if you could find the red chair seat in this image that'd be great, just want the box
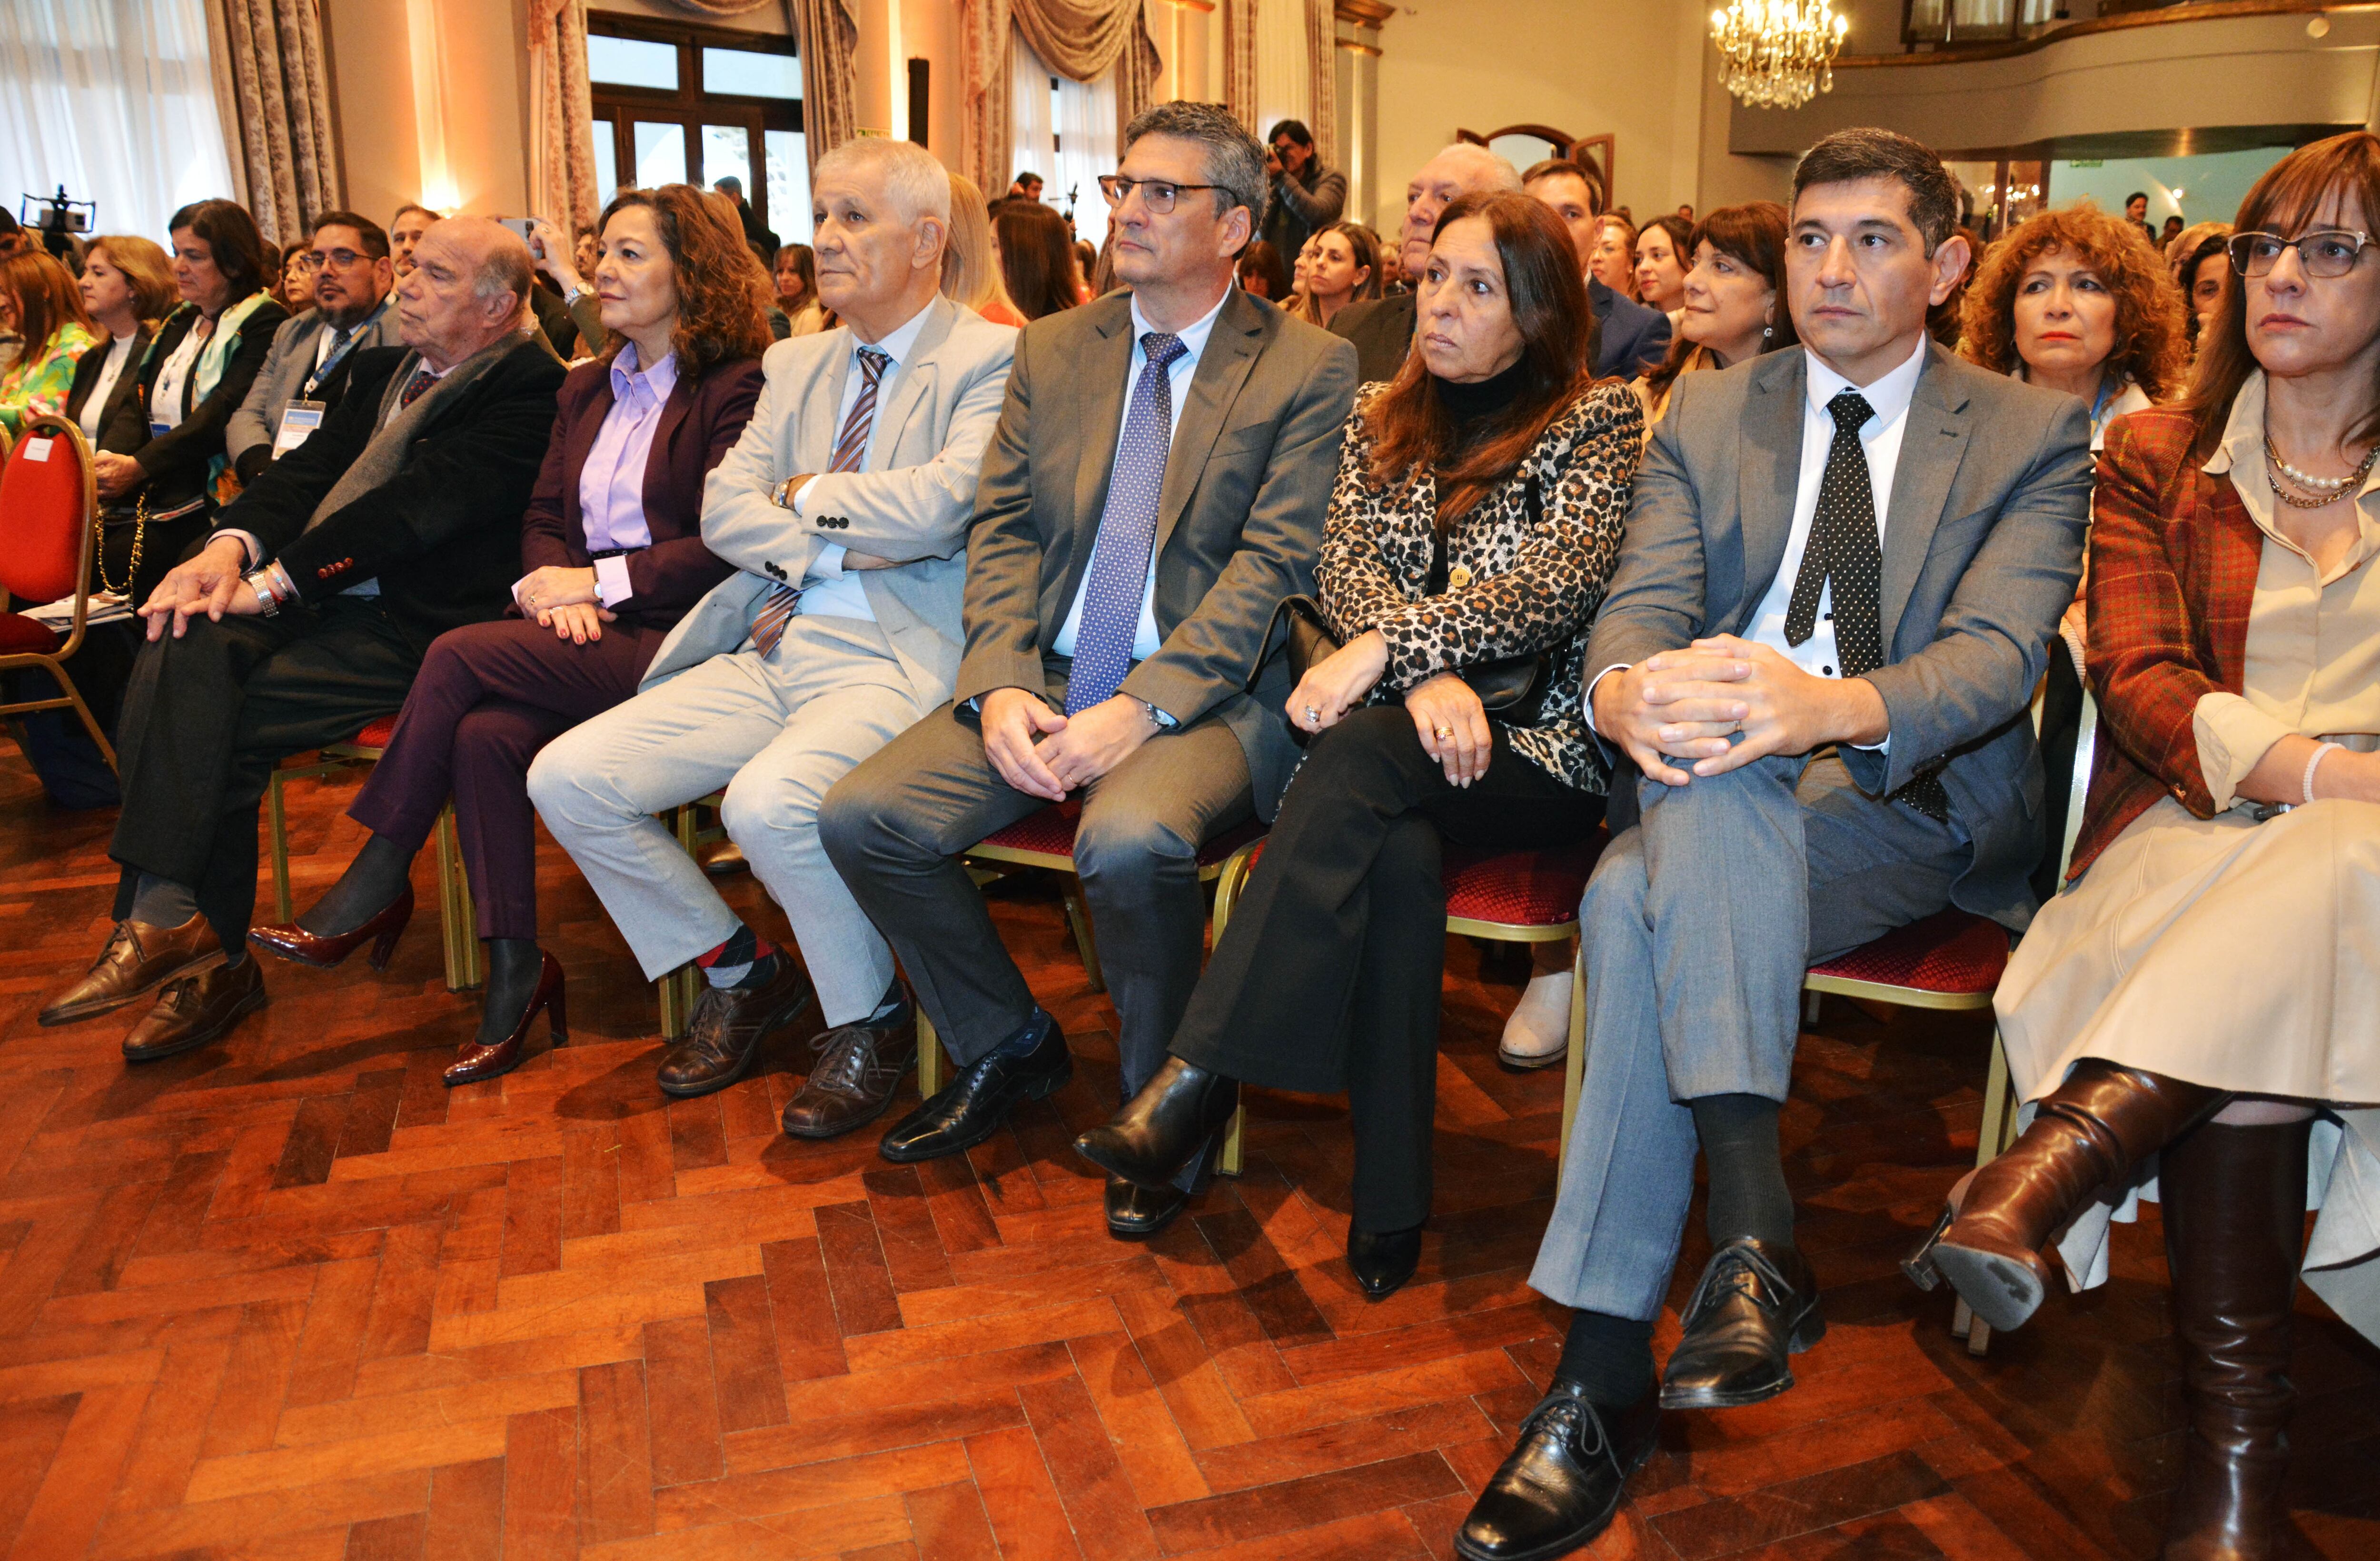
[1806,908,2008,996]
[1229,828,1608,930]
[341,716,401,750]
[972,800,1268,868]
[0,611,62,657]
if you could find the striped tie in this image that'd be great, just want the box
[752,345,890,656]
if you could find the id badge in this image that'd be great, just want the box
[273,401,326,457]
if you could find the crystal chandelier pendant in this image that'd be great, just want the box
[1711,0,1849,110]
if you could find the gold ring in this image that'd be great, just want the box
[1434,726,1454,739]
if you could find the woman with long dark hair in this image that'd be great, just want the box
[992,199,1081,320]
[1076,191,1642,1285]
[1637,202,1796,424]
[248,185,771,1083]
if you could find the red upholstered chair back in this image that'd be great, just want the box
[0,417,93,607]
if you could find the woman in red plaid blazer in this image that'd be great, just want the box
[1907,132,2380,1561]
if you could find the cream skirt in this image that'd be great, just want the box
[1994,796,2380,1344]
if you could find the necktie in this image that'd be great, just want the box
[398,366,437,409]
[1784,388,1947,820]
[1066,331,1187,714]
[752,345,889,656]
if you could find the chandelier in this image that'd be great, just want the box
[1711,1,1849,110]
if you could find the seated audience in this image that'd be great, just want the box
[1236,239,1290,302]
[35,218,564,1060]
[1522,160,1673,382]
[2180,227,2233,349]
[817,103,1358,1237]
[1075,191,1640,1286]
[275,241,316,313]
[527,139,1015,1117]
[92,200,288,554]
[574,227,600,281]
[1260,118,1347,260]
[993,199,1082,321]
[1293,221,1379,330]
[1376,235,1405,295]
[526,216,607,352]
[713,174,778,265]
[1073,239,1098,299]
[2160,212,2185,247]
[774,242,827,336]
[249,187,766,1084]
[0,249,96,436]
[67,237,174,451]
[390,204,437,278]
[944,172,1028,326]
[1454,129,2092,1561]
[1331,143,1520,382]
[1633,213,1693,324]
[1917,130,2380,1561]
[1637,201,1795,428]
[1591,212,1638,298]
[225,211,398,487]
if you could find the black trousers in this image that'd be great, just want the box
[1168,705,1606,1233]
[108,598,426,950]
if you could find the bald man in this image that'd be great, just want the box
[1327,142,1522,382]
[41,217,569,1063]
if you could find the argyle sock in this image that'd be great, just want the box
[695,925,781,990]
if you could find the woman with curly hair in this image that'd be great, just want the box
[249,185,770,1083]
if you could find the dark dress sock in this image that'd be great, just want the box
[474,938,546,1048]
[1690,1093,1795,1246]
[1554,1309,1656,1406]
[298,833,416,936]
[131,873,201,929]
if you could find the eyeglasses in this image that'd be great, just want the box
[307,248,372,270]
[1098,175,1229,215]
[2227,229,2372,279]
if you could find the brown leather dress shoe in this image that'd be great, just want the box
[654,956,814,1098]
[41,913,221,1027]
[782,988,918,1139]
[122,956,266,1061]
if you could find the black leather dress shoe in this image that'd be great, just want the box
[878,1013,1070,1163]
[1073,1055,1239,1189]
[1348,1224,1423,1300]
[1658,1237,1824,1411]
[1105,1176,1188,1240]
[1455,1381,1659,1561]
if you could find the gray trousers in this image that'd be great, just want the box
[818,681,1253,1097]
[1529,752,1972,1321]
[525,616,932,1025]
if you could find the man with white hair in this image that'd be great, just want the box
[528,139,1017,1121]
[1327,142,1521,381]
[42,217,565,1061]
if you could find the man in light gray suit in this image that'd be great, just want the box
[527,138,1014,1124]
[225,212,397,486]
[819,102,1359,1239]
[1454,130,2094,1561]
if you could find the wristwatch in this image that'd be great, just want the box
[1140,699,1176,730]
[773,475,802,511]
[243,560,294,616]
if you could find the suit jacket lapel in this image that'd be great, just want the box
[866,298,955,467]
[1735,349,1805,631]
[801,334,850,474]
[1070,299,1136,548]
[1154,289,1265,559]
[1879,344,1972,651]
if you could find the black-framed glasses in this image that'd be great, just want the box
[1098,175,1228,215]
[2227,229,2372,279]
[307,247,371,270]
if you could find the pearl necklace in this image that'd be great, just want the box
[2265,437,2379,511]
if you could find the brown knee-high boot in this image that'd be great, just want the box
[2158,1117,2311,1561]
[1908,1060,2229,1332]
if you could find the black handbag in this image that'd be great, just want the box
[1275,474,1555,727]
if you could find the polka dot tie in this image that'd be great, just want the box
[1065,332,1187,715]
[398,366,438,409]
[1785,388,1947,820]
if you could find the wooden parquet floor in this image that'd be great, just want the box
[0,745,2374,1561]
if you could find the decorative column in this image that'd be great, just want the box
[1334,0,1389,229]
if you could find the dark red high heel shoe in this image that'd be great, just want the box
[249,883,416,972]
[444,951,567,1086]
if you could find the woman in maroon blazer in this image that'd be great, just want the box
[249,185,773,1081]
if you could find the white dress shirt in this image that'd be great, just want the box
[75,333,135,442]
[796,300,936,622]
[1050,285,1233,662]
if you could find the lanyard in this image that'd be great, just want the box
[2088,376,2119,445]
[303,306,383,398]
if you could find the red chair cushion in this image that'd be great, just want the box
[1226,828,1609,931]
[1806,908,2008,996]
[347,716,400,749]
[0,611,62,657]
[0,426,88,605]
[972,800,1267,867]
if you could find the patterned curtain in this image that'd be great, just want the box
[527,0,600,234]
[645,0,774,13]
[793,0,860,179]
[1220,0,1258,135]
[205,0,339,245]
[1303,0,1337,169]
[960,1,1160,200]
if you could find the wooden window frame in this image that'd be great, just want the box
[587,14,803,237]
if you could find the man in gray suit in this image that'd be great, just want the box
[1455,129,2093,1561]
[225,212,397,486]
[819,101,1359,1239]
[527,138,1014,1123]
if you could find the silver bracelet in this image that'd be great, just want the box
[2304,740,2342,805]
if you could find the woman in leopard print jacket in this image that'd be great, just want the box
[1078,193,1642,1298]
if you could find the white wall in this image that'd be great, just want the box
[2046,147,2290,230]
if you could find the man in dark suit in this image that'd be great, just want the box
[1523,158,1672,380]
[37,218,566,1061]
[225,211,397,485]
[1326,142,1519,382]
[821,101,1359,1239]
[1453,129,2093,1561]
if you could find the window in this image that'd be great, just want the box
[586,16,807,242]
[1009,33,1113,249]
